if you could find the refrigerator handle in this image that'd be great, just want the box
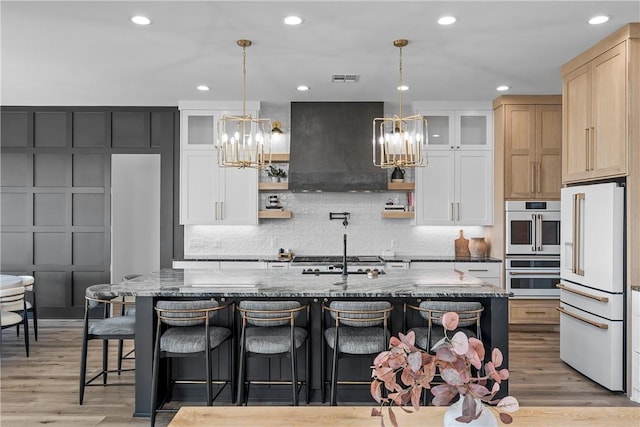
[556,306,608,329]
[572,193,585,276]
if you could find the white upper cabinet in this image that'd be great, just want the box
[179,102,259,225]
[416,150,493,226]
[414,103,494,226]
[417,106,492,151]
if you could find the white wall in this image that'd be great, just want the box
[184,191,486,257]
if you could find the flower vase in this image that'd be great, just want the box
[443,397,498,427]
[468,237,488,258]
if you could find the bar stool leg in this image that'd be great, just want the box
[290,340,298,406]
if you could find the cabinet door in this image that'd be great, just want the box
[591,42,627,178]
[456,111,492,150]
[422,111,455,150]
[563,64,591,183]
[219,166,258,225]
[536,105,562,199]
[416,151,455,225]
[504,105,536,199]
[180,150,220,224]
[181,110,218,148]
[456,151,493,225]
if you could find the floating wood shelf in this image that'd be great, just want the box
[259,210,293,219]
[259,182,289,191]
[387,182,415,191]
[381,211,414,219]
[260,153,290,162]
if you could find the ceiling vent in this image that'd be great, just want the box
[331,74,360,83]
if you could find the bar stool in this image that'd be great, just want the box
[1,285,29,357]
[405,301,484,352]
[150,299,234,427]
[79,284,136,404]
[321,301,392,405]
[236,301,309,406]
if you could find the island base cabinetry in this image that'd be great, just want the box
[133,294,508,416]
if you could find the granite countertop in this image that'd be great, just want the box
[632,286,640,292]
[384,256,502,263]
[177,256,503,263]
[101,268,510,299]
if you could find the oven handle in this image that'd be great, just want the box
[556,283,609,302]
[556,306,608,329]
[508,271,559,276]
[536,213,543,251]
[531,213,537,252]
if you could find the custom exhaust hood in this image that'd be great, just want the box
[288,102,387,192]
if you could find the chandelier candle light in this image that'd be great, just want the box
[217,39,273,169]
[373,39,428,169]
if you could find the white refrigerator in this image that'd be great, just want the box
[559,182,625,391]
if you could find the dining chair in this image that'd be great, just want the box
[1,285,29,357]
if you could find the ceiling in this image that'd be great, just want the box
[1,1,639,106]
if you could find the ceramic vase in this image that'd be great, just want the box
[468,237,488,258]
[443,397,498,427]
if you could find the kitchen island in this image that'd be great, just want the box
[102,268,510,417]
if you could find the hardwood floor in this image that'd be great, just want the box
[0,321,637,426]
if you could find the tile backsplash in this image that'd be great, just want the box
[184,191,486,258]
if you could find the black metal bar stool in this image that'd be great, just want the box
[236,300,309,406]
[150,299,234,427]
[321,301,393,406]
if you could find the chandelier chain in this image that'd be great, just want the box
[242,44,247,116]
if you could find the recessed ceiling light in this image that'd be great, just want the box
[438,16,457,25]
[397,85,409,91]
[284,16,304,26]
[297,85,310,91]
[131,15,151,26]
[496,85,511,91]
[197,85,210,91]
[588,15,610,25]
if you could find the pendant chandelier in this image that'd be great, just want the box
[372,39,428,168]
[217,39,272,169]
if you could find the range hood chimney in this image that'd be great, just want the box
[288,102,387,192]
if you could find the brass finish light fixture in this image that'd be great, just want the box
[217,39,272,169]
[372,39,428,168]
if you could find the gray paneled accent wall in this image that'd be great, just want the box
[0,107,180,317]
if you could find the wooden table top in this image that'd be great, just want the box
[168,405,640,427]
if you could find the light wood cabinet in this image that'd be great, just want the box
[562,40,628,183]
[493,96,562,200]
[509,299,559,324]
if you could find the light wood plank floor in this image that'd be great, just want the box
[0,321,637,426]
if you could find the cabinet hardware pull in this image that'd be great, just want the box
[524,311,546,315]
[556,306,608,329]
[450,203,454,221]
[536,162,542,194]
[590,126,595,171]
[456,203,460,221]
[215,202,219,220]
[556,283,608,302]
[584,128,590,172]
[220,201,224,220]
[530,163,535,193]
[468,269,488,272]
[509,271,559,276]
